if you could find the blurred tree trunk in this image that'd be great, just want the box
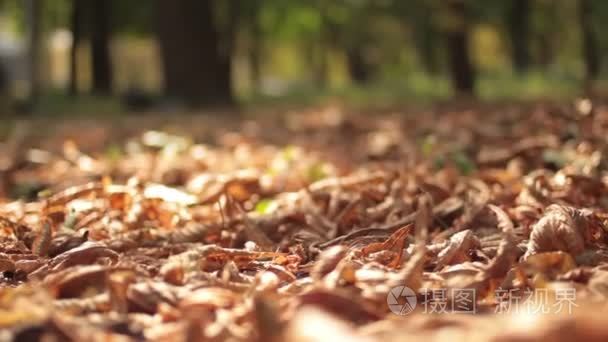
[247,4,263,90]
[413,4,440,75]
[0,45,8,114]
[90,0,113,95]
[313,2,329,88]
[508,0,530,73]
[417,28,440,75]
[249,25,262,90]
[445,0,475,96]
[346,47,371,84]
[535,1,556,70]
[580,0,599,82]
[69,0,83,96]
[343,1,374,84]
[314,41,328,88]
[537,35,554,69]
[26,0,42,105]
[217,0,238,103]
[156,0,233,106]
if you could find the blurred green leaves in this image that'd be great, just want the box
[255,198,277,214]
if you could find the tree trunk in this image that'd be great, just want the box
[90,0,113,95]
[248,5,263,90]
[249,28,262,90]
[26,0,42,104]
[0,40,8,114]
[69,0,82,96]
[313,2,330,89]
[313,41,328,88]
[508,0,530,73]
[413,4,440,75]
[156,0,233,106]
[217,0,238,103]
[346,47,371,84]
[535,1,556,70]
[417,29,439,75]
[446,0,475,96]
[537,34,554,68]
[580,0,600,81]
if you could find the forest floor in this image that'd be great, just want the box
[1,100,608,341]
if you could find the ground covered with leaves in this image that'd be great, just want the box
[2,102,608,341]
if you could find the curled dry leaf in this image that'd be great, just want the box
[48,230,89,257]
[487,204,515,232]
[524,204,591,258]
[310,245,349,281]
[483,230,521,279]
[360,225,411,268]
[383,195,432,292]
[49,241,119,272]
[435,230,480,269]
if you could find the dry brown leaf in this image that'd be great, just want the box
[435,229,480,269]
[524,204,588,258]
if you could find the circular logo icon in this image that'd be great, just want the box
[387,286,417,315]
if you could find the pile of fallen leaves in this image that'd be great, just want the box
[2,101,608,341]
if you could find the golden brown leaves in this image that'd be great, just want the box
[9,108,608,341]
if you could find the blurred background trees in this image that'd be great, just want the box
[0,0,607,112]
